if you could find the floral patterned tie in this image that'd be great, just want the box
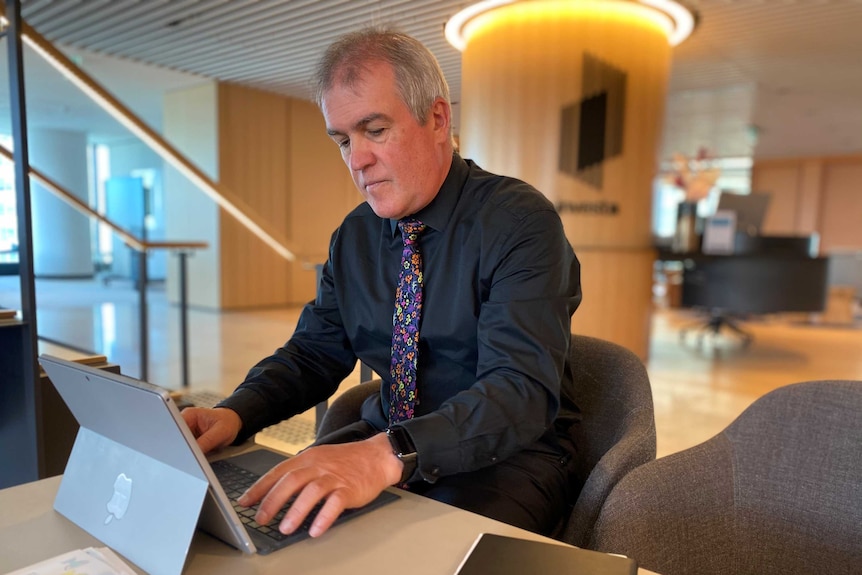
[389,218,427,424]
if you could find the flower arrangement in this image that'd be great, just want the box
[667,147,721,203]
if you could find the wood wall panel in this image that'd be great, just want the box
[166,82,364,309]
[217,83,291,309]
[752,155,862,253]
[821,162,862,250]
[288,99,362,304]
[797,160,824,233]
[751,161,801,234]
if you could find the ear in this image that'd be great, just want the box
[429,97,451,142]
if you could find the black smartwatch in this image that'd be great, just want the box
[386,426,418,483]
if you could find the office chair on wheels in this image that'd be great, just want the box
[678,309,753,348]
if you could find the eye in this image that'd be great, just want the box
[337,138,350,150]
[368,128,385,138]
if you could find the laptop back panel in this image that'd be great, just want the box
[42,355,255,575]
[56,426,207,575]
[42,354,400,566]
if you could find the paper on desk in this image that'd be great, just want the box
[5,546,135,575]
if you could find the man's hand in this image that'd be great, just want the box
[238,433,403,538]
[181,406,243,454]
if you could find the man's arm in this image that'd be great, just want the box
[218,255,358,443]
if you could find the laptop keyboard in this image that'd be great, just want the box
[211,458,319,547]
[210,457,399,553]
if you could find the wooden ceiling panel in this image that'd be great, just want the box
[11,0,862,159]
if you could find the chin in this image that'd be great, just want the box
[366,199,406,220]
[370,206,405,220]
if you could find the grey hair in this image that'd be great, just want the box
[313,26,450,126]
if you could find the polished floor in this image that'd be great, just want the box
[2,276,861,458]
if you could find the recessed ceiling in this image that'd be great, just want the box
[3,0,862,160]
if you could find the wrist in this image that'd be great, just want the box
[368,433,404,485]
[213,406,243,442]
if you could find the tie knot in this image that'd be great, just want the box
[398,218,427,243]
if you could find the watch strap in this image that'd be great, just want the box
[386,426,418,483]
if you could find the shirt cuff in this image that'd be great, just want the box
[215,387,272,445]
[398,412,463,483]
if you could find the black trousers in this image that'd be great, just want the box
[314,421,579,536]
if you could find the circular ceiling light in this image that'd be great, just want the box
[444,0,697,51]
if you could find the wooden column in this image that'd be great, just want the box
[458,1,674,358]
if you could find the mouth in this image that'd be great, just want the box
[363,179,386,193]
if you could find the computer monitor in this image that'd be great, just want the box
[716,191,771,236]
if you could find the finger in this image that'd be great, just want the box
[181,408,225,453]
[243,461,315,524]
[277,478,336,535]
[183,410,217,453]
[180,408,203,436]
[237,459,295,508]
[196,426,227,454]
[308,490,347,538]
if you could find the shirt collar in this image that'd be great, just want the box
[389,152,469,237]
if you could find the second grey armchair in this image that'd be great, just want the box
[591,380,862,575]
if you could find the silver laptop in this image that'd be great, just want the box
[41,354,399,575]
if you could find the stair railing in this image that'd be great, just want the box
[0,143,206,385]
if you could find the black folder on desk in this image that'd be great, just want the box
[455,533,637,575]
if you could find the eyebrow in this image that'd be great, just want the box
[326,112,390,137]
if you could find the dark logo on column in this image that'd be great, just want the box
[559,53,627,190]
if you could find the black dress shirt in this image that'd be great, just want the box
[220,154,582,483]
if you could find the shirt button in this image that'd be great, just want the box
[490,455,498,463]
[430,466,441,476]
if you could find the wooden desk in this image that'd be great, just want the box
[0,475,656,574]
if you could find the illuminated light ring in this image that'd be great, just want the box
[444,0,697,50]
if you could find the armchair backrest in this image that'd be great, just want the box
[592,380,862,575]
[559,334,657,548]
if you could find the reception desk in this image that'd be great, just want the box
[680,254,828,315]
[657,240,829,344]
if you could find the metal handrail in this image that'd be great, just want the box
[0,5,297,264]
[0,9,323,385]
[0,143,207,385]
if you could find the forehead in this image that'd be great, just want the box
[331,57,395,89]
[321,63,406,127]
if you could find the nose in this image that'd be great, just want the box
[348,138,374,172]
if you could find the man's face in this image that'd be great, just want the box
[322,61,451,220]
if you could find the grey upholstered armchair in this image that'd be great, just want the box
[591,380,862,575]
[316,378,379,439]
[556,334,657,548]
[317,335,658,549]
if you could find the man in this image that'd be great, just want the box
[182,27,581,540]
